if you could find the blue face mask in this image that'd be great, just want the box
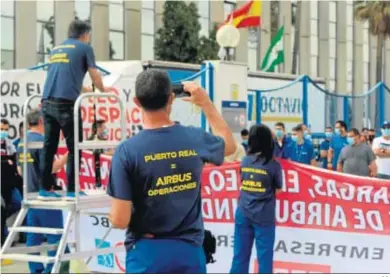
[325,132,333,139]
[382,128,390,136]
[242,139,248,145]
[305,134,312,141]
[0,130,8,140]
[335,128,341,135]
[347,137,355,145]
[291,135,298,142]
[275,130,284,138]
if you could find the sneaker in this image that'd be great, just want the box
[65,191,87,201]
[37,190,62,201]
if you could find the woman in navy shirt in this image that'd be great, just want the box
[230,124,283,274]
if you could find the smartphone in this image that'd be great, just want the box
[172,84,190,98]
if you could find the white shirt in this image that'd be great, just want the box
[372,136,390,175]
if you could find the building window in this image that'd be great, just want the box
[36,0,55,64]
[75,0,91,20]
[1,0,14,69]
[198,0,210,38]
[109,1,124,60]
[141,0,155,61]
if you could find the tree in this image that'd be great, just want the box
[155,1,218,64]
[197,24,219,63]
[355,1,390,127]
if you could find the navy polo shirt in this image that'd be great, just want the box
[273,136,291,158]
[330,135,348,169]
[286,140,315,165]
[238,156,283,226]
[320,139,331,169]
[42,38,97,101]
[107,124,225,251]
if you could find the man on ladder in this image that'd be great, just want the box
[39,19,109,200]
[16,110,69,273]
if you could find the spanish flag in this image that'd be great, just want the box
[220,0,261,29]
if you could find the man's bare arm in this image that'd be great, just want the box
[88,68,105,92]
[373,148,390,157]
[109,198,132,229]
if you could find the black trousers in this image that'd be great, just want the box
[40,100,82,192]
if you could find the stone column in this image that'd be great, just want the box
[155,0,164,32]
[210,0,224,26]
[385,40,390,120]
[235,1,248,64]
[352,21,364,129]
[317,1,329,81]
[54,1,75,45]
[124,0,141,60]
[278,1,292,73]
[368,34,377,127]
[335,1,347,95]
[258,1,270,65]
[91,0,109,60]
[15,0,37,68]
[298,1,310,74]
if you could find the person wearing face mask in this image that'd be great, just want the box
[241,129,249,153]
[300,123,312,142]
[327,120,348,170]
[367,129,376,145]
[285,125,316,166]
[273,122,291,158]
[372,121,390,179]
[320,126,333,169]
[337,128,377,177]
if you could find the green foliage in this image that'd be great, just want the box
[155,0,219,64]
[354,1,390,37]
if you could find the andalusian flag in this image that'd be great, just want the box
[219,0,261,29]
[261,26,285,72]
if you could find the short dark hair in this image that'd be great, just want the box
[325,126,333,130]
[68,20,91,39]
[335,120,347,130]
[27,109,41,127]
[241,129,249,136]
[292,125,303,132]
[1,119,9,125]
[275,122,285,130]
[369,128,375,132]
[349,128,360,136]
[247,124,274,165]
[135,69,172,111]
[361,127,368,132]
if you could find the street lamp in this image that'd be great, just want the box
[216,23,240,61]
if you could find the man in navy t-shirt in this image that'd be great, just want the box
[327,120,348,170]
[39,19,109,201]
[273,122,291,158]
[107,70,236,273]
[285,125,316,166]
[16,110,68,273]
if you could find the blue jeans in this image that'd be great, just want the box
[126,239,206,273]
[26,208,68,273]
[230,208,275,274]
[3,188,22,237]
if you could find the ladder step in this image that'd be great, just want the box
[10,227,64,235]
[1,253,55,264]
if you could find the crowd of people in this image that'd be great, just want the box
[2,18,390,274]
[238,120,390,180]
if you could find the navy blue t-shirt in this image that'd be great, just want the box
[16,132,44,193]
[238,156,283,226]
[107,124,225,250]
[285,140,315,165]
[42,38,96,101]
[320,139,331,169]
[330,134,348,170]
[273,136,291,158]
